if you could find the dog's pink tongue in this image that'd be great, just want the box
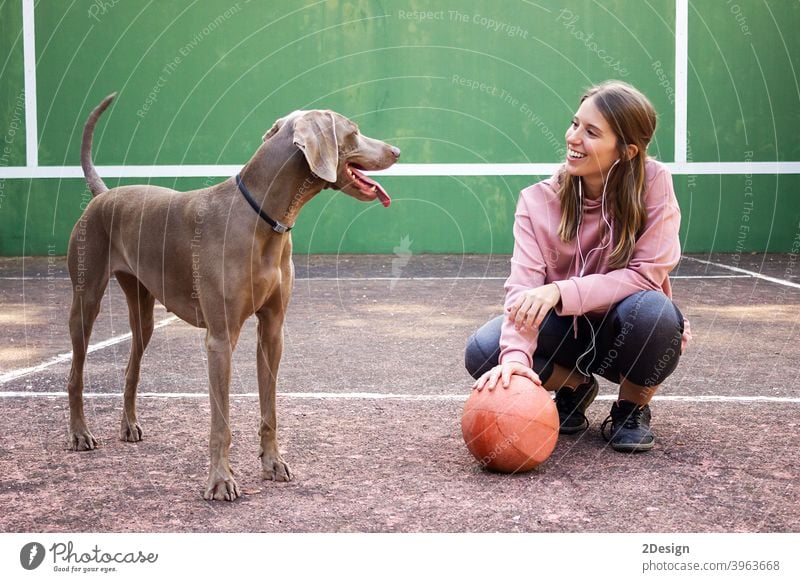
[376,183,391,208]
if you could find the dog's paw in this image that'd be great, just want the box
[203,472,241,502]
[262,456,292,482]
[119,419,143,442]
[69,429,98,451]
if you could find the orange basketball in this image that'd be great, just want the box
[461,375,559,473]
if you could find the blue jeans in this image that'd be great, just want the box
[465,290,684,387]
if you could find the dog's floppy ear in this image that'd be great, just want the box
[292,111,339,183]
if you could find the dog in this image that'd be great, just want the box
[67,93,400,500]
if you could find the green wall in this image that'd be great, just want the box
[1,0,798,255]
[0,0,26,168]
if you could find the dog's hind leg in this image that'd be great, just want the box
[115,272,155,443]
[66,228,110,451]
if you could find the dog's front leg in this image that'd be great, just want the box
[203,330,242,501]
[256,309,292,482]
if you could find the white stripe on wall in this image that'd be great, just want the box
[6,0,797,181]
[0,162,799,180]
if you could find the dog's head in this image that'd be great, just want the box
[264,110,400,207]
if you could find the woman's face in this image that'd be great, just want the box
[564,96,620,184]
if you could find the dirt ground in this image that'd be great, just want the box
[0,253,797,532]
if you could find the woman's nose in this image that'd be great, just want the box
[566,129,580,144]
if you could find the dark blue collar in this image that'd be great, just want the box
[235,174,292,234]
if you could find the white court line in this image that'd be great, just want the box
[671,275,751,279]
[0,316,180,385]
[0,391,798,403]
[1,276,509,281]
[279,275,753,281]
[0,275,754,281]
[682,256,800,290]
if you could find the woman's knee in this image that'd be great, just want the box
[613,291,683,386]
[616,291,683,342]
[464,315,503,379]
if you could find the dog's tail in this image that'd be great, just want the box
[81,92,116,197]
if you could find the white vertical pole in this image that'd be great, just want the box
[22,0,38,167]
[674,0,689,164]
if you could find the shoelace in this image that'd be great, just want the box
[600,405,644,442]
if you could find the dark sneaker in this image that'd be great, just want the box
[555,376,599,435]
[601,400,655,452]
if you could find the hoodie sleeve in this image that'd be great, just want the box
[498,190,548,367]
[553,164,681,316]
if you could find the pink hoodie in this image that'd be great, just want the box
[499,159,691,367]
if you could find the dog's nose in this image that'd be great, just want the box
[390,146,401,159]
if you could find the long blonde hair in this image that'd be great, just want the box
[557,81,657,269]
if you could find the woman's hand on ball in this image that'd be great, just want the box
[472,362,541,391]
[507,283,561,331]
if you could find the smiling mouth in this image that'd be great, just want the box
[345,163,391,207]
[567,148,587,160]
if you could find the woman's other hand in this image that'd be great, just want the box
[507,283,561,331]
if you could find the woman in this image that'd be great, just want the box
[465,81,690,452]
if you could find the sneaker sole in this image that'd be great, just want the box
[610,440,655,453]
[559,422,589,435]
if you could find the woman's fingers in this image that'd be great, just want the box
[524,367,543,386]
[517,298,545,330]
[501,364,516,388]
[472,366,500,391]
[524,301,542,329]
[506,363,537,386]
[507,294,526,321]
[508,284,561,332]
[507,302,519,321]
[532,301,549,328]
[488,367,503,390]
[473,364,542,392]
[512,297,532,329]
[472,371,489,390]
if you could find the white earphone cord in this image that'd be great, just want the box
[575,158,619,377]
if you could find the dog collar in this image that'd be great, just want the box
[235,174,293,234]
